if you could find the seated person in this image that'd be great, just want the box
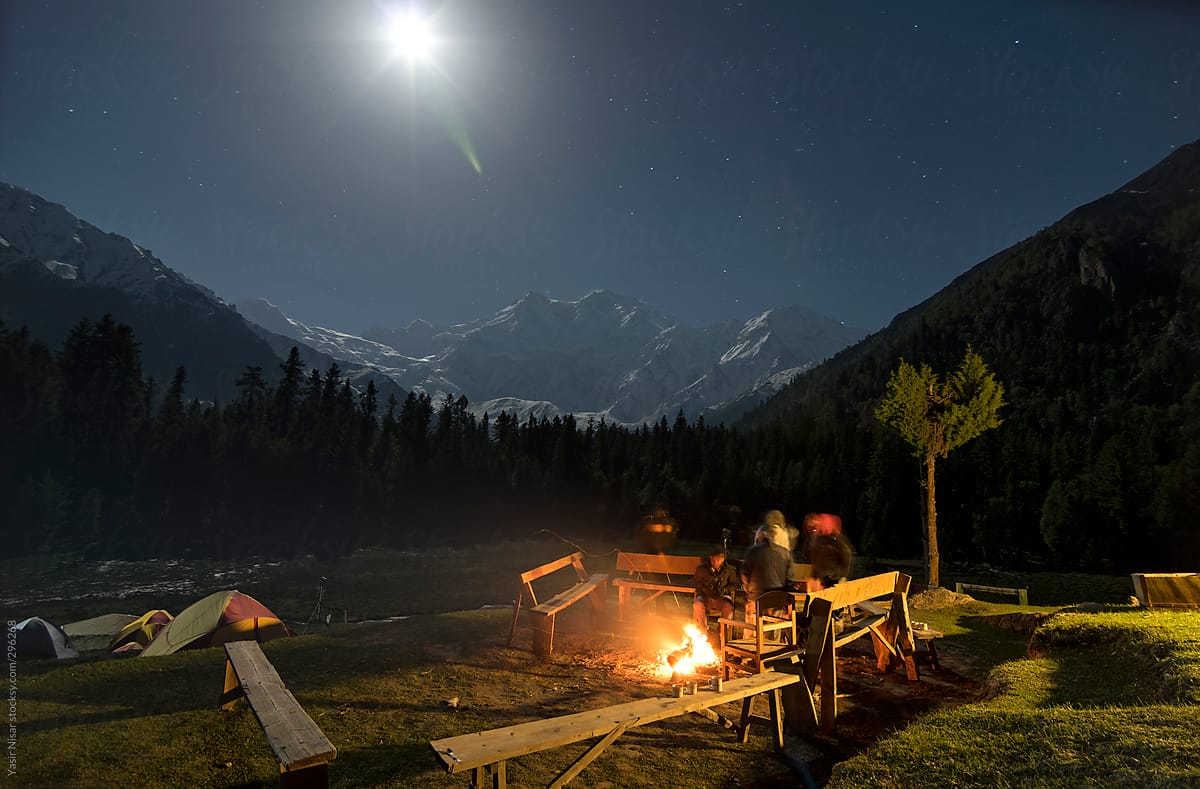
[741,523,796,622]
[693,546,739,631]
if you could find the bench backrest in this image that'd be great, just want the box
[615,552,700,577]
[518,552,589,606]
[803,571,902,610]
[615,553,814,577]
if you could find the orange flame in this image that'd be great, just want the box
[656,623,720,678]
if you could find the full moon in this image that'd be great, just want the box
[388,12,436,62]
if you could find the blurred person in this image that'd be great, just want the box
[800,512,854,590]
[762,508,800,553]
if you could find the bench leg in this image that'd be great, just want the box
[587,580,607,622]
[280,762,329,789]
[506,589,524,648]
[920,638,941,672]
[769,689,785,749]
[819,635,837,736]
[549,721,629,789]
[220,658,244,710]
[737,696,753,744]
[532,614,555,657]
[782,672,818,734]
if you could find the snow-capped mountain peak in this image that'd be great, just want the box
[259,291,865,425]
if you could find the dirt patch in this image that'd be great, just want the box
[910,588,976,609]
[967,612,1052,636]
[510,614,982,786]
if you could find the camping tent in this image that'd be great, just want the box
[140,591,289,657]
[14,617,79,660]
[64,613,138,652]
[108,610,173,653]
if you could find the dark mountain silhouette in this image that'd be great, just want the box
[741,140,1200,570]
[0,182,402,402]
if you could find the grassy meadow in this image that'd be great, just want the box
[3,539,1196,788]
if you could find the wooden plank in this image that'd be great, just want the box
[614,552,700,576]
[610,579,694,594]
[1133,573,1200,608]
[530,574,608,616]
[819,628,837,735]
[833,614,887,648]
[781,670,818,734]
[430,672,800,774]
[802,572,900,613]
[1131,574,1149,606]
[222,642,336,772]
[956,582,1029,605]
[520,553,584,585]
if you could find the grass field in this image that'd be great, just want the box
[829,608,1200,788]
[4,539,1195,788]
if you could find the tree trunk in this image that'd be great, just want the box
[925,452,940,587]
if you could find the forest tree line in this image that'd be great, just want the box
[0,315,844,561]
[2,289,1197,572]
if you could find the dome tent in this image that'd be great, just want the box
[14,617,79,660]
[64,613,138,652]
[140,590,289,657]
[108,609,173,653]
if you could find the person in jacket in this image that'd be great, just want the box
[741,521,796,621]
[693,546,739,631]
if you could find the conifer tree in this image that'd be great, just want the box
[875,347,1005,586]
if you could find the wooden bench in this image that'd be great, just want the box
[219,640,337,788]
[613,551,814,622]
[506,552,607,657]
[858,601,944,671]
[790,571,920,735]
[430,670,799,789]
[955,582,1029,606]
[1131,573,1200,608]
[612,552,700,621]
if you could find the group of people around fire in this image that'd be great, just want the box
[692,509,853,632]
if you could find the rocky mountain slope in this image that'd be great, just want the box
[241,289,866,425]
[0,182,401,401]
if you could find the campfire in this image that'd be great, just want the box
[656,623,720,681]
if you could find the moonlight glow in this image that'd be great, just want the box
[388,12,436,62]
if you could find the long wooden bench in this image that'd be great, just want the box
[430,670,799,789]
[219,640,337,788]
[506,552,607,657]
[955,581,1029,606]
[613,551,813,622]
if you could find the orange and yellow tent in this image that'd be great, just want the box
[108,610,173,653]
[140,590,289,657]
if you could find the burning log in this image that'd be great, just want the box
[657,623,720,681]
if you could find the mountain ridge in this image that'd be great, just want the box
[240,289,865,425]
[0,181,403,402]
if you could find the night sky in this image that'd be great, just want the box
[2,1,1198,333]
